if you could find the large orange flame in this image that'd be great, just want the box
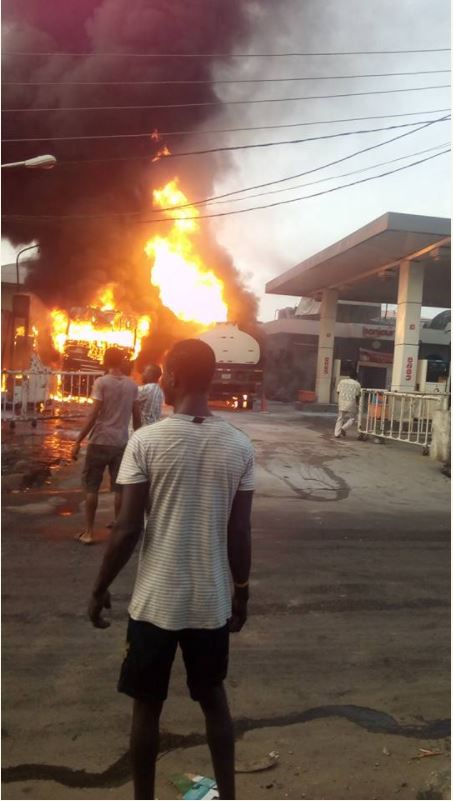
[145,179,227,326]
[48,175,226,377]
[98,285,116,311]
[50,285,150,362]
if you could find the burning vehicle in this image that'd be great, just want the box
[50,287,151,397]
[42,178,258,406]
[60,307,138,374]
[4,175,260,416]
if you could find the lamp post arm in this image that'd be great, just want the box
[15,244,39,290]
[1,161,26,169]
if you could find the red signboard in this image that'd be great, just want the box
[323,356,330,376]
[359,348,393,365]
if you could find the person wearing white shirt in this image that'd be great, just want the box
[88,339,254,800]
[335,366,361,438]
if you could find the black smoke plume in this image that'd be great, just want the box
[2,0,258,361]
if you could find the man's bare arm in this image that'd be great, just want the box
[227,490,253,632]
[89,481,149,627]
[72,400,102,459]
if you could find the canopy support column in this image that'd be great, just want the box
[315,289,337,403]
[391,260,424,391]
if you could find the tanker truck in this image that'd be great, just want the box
[198,323,263,409]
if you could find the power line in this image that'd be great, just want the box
[202,142,451,206]
[4,150,448,224]
[3,48,450,58]
[54,116,450,166]
[2,69,450,86]
[130,115,452,211]
[4,116,448,220]
[172,117,449,162]
[2,84,450,113]
[141,149,451,221]
[2,108,450,143]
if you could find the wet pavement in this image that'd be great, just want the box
[2,420,78,491]
[1,406,451,800]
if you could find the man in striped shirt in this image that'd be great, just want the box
[88,339,254,800]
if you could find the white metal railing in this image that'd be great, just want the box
[1,369,103,425]
[357,388,450,453]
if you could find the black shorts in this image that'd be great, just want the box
[118,617,229,702]
[82,443,125,493]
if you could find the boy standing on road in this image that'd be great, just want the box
[335,366,361,438]
[88,339,254,800]
[72,347,141,544]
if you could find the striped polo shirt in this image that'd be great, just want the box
[117,413,255,630]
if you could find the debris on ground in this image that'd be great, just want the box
[172,774,218,800]
[170,752,279,798]
[236,750,280,773]
[184,777,218,800]
[411,748,443,760]
[22,466,52,489]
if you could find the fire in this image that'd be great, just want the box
[54,315,144,356]
[45,173,227,391]
[145,179,227,326]
[50,284,151,363]
[50,309,69,353]
[50,374,94,406]
[98,285,116,311]
[152,145,171,163]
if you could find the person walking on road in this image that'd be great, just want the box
[137,364,164,426]
[88,339,255,800]
[72,347,141,544]
[335,366,361,439]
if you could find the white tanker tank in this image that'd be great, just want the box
[198,323,263,409]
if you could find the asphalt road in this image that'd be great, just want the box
[1,408,450,800]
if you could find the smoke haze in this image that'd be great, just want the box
[1,0,259,339]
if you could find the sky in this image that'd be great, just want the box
[2,0,451,322]
[207,0,451,319]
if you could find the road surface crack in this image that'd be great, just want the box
[2,705,449,789]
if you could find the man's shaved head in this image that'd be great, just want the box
[163,339,216,404]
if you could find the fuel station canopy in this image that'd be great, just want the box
[266,212,450,308]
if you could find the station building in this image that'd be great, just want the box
[265,213,450,402]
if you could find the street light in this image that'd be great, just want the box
[16,244,39,290]
[1,154,57,170]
